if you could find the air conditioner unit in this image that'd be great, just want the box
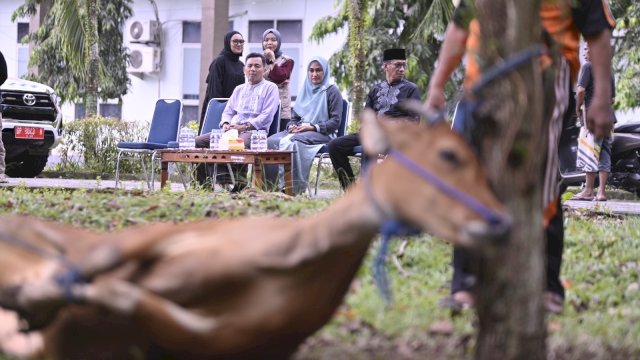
[127,46,161,73]
[128,19,161,44]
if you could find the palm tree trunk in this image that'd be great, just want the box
[347,0,368,125]
[473,0,547,359]
[85,0,99,117]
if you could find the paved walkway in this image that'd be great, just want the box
[1,177,639,214]
[564,199,640,215]
[0,176,340,198]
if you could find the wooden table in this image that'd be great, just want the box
[159,149,295,195]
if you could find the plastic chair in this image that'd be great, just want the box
[198,98,238,189]
[310,99,350,196]
[115,99,182,190]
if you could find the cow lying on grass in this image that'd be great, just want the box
[0,110,509,359]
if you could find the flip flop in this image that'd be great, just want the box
[595,195,607,202]
[572,193,595,201]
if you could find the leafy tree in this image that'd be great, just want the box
[610,0,640,110]
[13,0,132,115]
[311,0,458,123]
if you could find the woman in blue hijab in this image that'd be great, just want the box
[265,56,344,195]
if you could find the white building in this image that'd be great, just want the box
[0,0,347,124]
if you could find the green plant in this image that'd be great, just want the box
[55,115,148,174]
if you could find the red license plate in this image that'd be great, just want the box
[15,126,45,140]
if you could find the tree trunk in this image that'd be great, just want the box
[473,1,547,359]
[85,0,99,117]
[347,0,368,126]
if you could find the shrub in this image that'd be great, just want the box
[55,116,148,174]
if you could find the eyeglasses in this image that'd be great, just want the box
[231,40,245,45]
[387,62,407,69]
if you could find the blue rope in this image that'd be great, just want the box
[372,220,420,305]
[54,264,86,303]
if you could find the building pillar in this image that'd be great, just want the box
[199,0,229,117]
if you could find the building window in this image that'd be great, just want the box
[17,22,29,43]
[74,103,122,119]
[17,22,30,78]
[247,20,303,97]
[182,21,201,105]
[100,103,122,119]
[277,20,303,43]
[75,103,85,120]
[182,21,201,43]
[182,105,199,125]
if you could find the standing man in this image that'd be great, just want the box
[424,0,615,312]
[0,50,8,183]
[574,44,616,202]
[195,53,279,192]
[328,48,421,190]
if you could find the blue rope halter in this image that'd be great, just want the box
[0,230,85,303]
[362,150,505,305]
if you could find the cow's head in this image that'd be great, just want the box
[359,109,510,247]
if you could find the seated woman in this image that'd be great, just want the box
[265,56,343,195]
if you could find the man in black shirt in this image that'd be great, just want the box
[574,44,616,201]
[328,48,421,190]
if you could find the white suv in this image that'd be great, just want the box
[0,78,63,177]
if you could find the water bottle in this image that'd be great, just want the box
[250,130,259,150]
[258,130,268,151]
[179,126,195,149]
[210,129,222,150]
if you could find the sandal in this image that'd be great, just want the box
[595,195,607,202]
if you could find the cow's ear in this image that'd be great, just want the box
[360,109,389,156]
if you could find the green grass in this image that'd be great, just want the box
[0,187,639,359]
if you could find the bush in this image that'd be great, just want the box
[55,116,148,174]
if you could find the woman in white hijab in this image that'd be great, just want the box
[265,56,344,195]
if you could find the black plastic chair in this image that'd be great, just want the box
[311,99,350,196]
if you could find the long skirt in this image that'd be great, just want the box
[265,130,330,195]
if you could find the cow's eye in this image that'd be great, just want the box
[439,149,461,167]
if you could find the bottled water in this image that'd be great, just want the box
[178,126,196,149]
[250,130,259,150]
[210,129,223,150]
[258,130,268,151]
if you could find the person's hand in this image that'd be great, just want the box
[424,87,447,112]
[291,124,314,133]
[222,123,230,131]
[230,124,251,132]
[263,49,275,63]
[586,97,614,138]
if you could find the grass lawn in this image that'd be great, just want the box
[0,186,639,359]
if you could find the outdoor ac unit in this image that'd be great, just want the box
[127,46,161,73]
[128,19,160,44]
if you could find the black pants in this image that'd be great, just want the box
[328,133,373,190]
[451,195,565,298]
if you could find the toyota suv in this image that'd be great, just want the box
[0,78,63,177]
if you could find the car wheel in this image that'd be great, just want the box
[5,153,49,178]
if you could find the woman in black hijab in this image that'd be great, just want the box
[199,30,245,127]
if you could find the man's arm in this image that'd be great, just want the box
[584,30,613,138]
[572,0,615,138]
[575,63,591,119]
[424,22,469,111]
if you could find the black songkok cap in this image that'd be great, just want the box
[383,48,406,61]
